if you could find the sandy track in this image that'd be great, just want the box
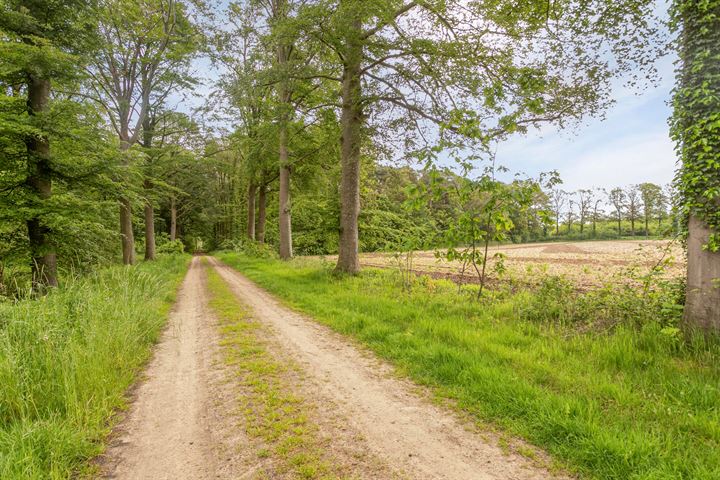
[101,257,248,479]
[210,258,570,480]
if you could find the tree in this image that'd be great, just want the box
[591,189,605,237]
[0,0,98,291]
[565,200,577,233]
[608,188,626,235]
[298,0,663,274]
[576,189,594,234]
[625,185,641,236]
[638,182,663,236]
[87,0,198,264]
[670,0,720,331]
[550,189,567,235]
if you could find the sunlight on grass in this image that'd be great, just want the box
[0,256,189,479]
[218,252,720,480]
[204,262,348,479]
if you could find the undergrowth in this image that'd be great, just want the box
[217,252,720,480]
[0,255,189,479]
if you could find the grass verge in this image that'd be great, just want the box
[204,261,347,480]
[217,252,720,480]
[0,255,189,479]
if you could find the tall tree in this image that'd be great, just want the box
[576,189,594,234]
[87,0,197,264]
[671,0,720,331]
[638,182,663,236]
[625,185,641,236]
[608,188,626,235]
[591,189,605,237]
[550,189,567,235]
[299,0,664,273]
[0,0,96,291]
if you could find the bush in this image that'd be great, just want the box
[220,238,279,259]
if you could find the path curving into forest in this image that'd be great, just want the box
[101,256,570,479]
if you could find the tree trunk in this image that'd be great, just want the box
[142,118,155,260]
[170,197,177,241]
[257,184,267,244]
[247,182,256,240]
[144,180,156,261]
[278,165,292,257]
[617,217,621,235]
[25,75,58,291]
[277,37,293,260]
[120,198,135,265]
[335,20,363,274]
[684,216,720,332]
[119,134,135,265]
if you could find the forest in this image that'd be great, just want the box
[1,0,719,479]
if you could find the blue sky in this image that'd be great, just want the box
[188,1,679,194]
[493,55,678,192]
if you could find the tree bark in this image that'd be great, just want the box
[684,216,720,332]
[257,183,268,244]
[25,75,58,291]
[144,180,156,261]
[142,117,155,260]
[119,133,135,265]
[335,17,363,274]
[120,197,135,265]
[247,182,257,240]
[277,38,293,260]
[170,196,177,241]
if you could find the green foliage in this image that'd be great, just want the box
[0,255,188,478]
[415,163,543,296]
[219,253,720,480]
[670,0,720,250]
[221,239,279,259]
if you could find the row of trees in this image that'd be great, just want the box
[547,183,678,238]
[215,0,664,276]
[1,0,207,290]
[1,0,717,330]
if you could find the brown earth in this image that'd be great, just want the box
[100,256,572,480]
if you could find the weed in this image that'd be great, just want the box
[204,265,347,479]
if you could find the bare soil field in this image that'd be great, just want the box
[318,240,685,289]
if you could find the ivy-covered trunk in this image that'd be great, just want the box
[672,0,720,332]
[25,75,58,291]
[335,16,363,275]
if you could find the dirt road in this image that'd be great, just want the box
[102,257,569,479]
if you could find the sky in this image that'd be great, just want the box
[492,54,678,193]
[187,1,679,195]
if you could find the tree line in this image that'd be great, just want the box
[1,0,718,331]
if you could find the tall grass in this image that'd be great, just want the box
[0,255,188,479]
[218,252,720,480]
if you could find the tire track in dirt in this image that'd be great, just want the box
[100,257,251,479]
[210,257,572,480]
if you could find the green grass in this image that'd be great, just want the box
[204,261,348,479]
[0,255,189,479]
[217,252,720,480]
